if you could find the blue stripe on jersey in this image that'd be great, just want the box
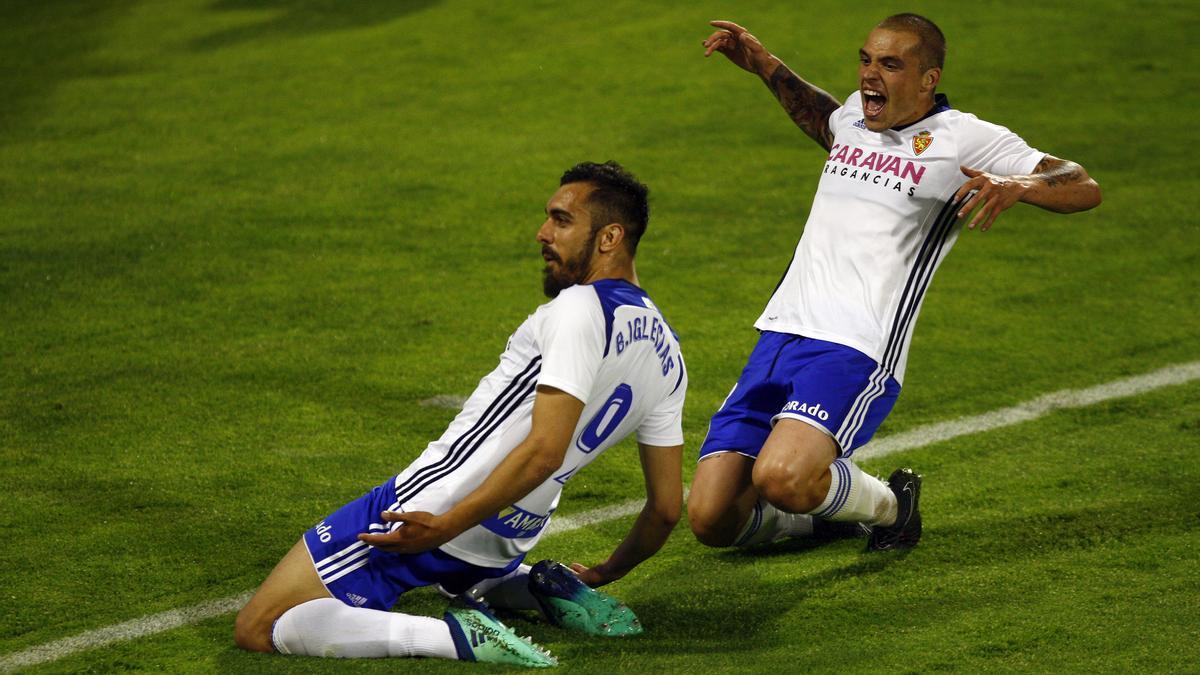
[394,356,542,506]
[590,278,681,357]
[879,197,958,366]
[891,93,953,132]
[883,198,961,374]
[671,353,685,395]
[591,279,651,357]
[878,194,966,375]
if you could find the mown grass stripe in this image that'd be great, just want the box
[3,360,1197,672]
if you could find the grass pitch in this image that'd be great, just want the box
[1,0,1198,672]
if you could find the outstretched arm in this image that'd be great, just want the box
[954,155,1102,231]
[359,386,583,553]
[703,20,840,151]
[569,442,683,587]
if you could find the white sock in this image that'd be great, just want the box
[469,564,540,611]
[809,459,897,526]
[734,498,815,547]
[271,598,458,659]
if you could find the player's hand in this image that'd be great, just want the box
[357,510,458,554]
[954,166,1034,231]
[567,561,621,588]
[702,20,772,75]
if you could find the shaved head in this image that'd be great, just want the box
[877,13,946,71]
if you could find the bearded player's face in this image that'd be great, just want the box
[537,182,598,298]
[858,28,940,132]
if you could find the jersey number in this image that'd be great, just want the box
[577,383,634,453]
[555,383,634,484]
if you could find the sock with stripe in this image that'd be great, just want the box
[808,458,897,526]
[271,598,458,659]
[468,564,540,611]
[734,498,816,547]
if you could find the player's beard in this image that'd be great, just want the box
[542,230,596,298]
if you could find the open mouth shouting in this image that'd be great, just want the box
[862,87,887,121]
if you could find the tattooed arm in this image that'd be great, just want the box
[1022,156,1102,211]
[761,62,840,151]
[703,20,840,151]
[953,155,1102,231]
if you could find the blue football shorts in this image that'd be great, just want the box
[698,331,901,460]
[302,476,522,611]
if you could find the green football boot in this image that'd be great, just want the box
[528,559,643,637]
[444,596,558,668]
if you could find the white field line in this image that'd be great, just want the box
[856,360,1200,461]
[3,360,1198,672]
[0,593,256,673]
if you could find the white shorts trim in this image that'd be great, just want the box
[770,412,840,450]
[696,448,758,463]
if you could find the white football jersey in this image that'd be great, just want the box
[756,92,1044,383]
[390,279,687,568]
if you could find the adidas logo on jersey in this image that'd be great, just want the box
[345,592,369,607]
[782,400,830,421]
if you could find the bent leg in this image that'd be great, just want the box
[234,538,333,652]
[271,597,455,659]
[468,563,539,611]
[689,451,825,548]
[235,538,459,659]
[752,419,839,513]
[688,452,759,547]
[754,419,896,525]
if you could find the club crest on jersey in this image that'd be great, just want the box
[912,130,933,156]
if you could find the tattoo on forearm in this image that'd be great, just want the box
[764,63,839,151]
[1033,157,1085,188]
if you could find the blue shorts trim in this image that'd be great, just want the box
[303,477,522,611]
[698,331,900,460]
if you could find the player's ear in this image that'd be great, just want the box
[922,67,941,92]
[598,223,625,254]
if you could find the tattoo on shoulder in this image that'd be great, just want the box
[765,64,838,151]
[1034,156,1084,188]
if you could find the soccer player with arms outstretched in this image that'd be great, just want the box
[235,162,687,667]
[689,16,1100,553]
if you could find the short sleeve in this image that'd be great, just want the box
[957,115,1044,177]
[534,286,605,404]
[637,367,687,446]
[828,92,861,141]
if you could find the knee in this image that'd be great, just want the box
[688,509,735,548]
[686,497,738,548]
[234,604,275,653]
[752,461,826,514]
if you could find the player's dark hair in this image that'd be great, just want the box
[559,160,650,255]
[878,13,946,71]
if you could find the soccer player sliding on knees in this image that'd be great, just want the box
[235,162,688,667]
[689,16,1100,553]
